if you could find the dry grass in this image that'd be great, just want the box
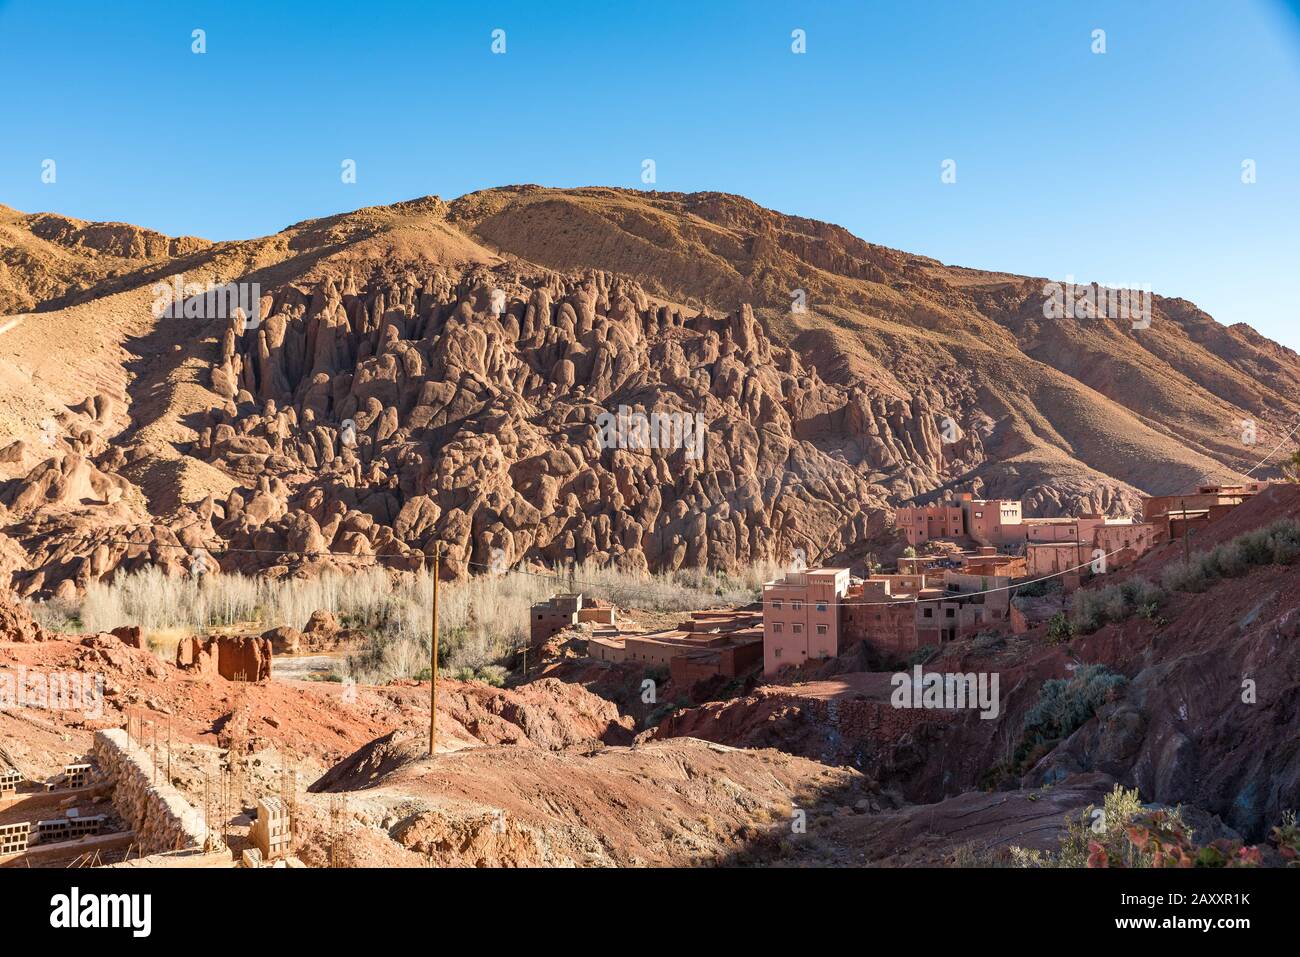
[37,559,779,683]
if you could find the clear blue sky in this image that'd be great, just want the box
[2,0,1299,348]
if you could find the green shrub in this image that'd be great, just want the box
[1059,785,1262,868]
[1161,519,1300,597]
[1071,578,1164,634]
[1046,612,1075,644]
[450,665,508,687]
[1015,664,1126,769]
[970,630,1005,651]
[1014,577,1062,600]
[907,645,937,666]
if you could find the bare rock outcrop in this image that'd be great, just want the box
[192,268,904,581]
[0,584,46,642]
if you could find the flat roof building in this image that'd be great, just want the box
[762,568,850,675]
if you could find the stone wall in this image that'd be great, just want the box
[92,729,217,855]
[803,696,956,745]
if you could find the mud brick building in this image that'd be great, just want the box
[1142,483,1269,539]
[894,502,966,546]
[530,593,616,645]
[624,611,761,665]
[762,568,851,675]
[842,579,921,658]
[769,565,1014,668]
[587,610,763,685]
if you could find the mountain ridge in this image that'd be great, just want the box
[1,186,1295,596]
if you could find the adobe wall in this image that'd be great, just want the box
[176,635,272,681]
[842,601,918,659]
[671,654,721,688]
[92,729,215,856]
[803,696,956,745]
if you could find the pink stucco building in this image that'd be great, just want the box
[762,568,850,675]
[957,493,1024,545]
[895,503,966,546]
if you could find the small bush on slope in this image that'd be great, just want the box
[1014,664,1127,771]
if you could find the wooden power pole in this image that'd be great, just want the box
[1180,498,1189,566]
[429,543,440,757]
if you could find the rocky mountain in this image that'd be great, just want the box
[2,186,1298,595]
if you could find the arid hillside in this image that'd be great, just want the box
[1,187,1296,596]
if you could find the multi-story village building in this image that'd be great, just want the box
[842,577,923,658]
[1024,519,1163,586]
[764,564,1013,672]
[897,494,1032,547]
[958,494,1024,545]
[894,502,966,546]
[761,568,850,675]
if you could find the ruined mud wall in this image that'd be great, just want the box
[92,729,214,855]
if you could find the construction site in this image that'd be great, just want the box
[0,714,306,869]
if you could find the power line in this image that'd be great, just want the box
[1242,413,1300,478]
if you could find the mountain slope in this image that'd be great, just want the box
[1,186,1296,595]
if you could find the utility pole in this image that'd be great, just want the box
[429,543,440,757]
[1180,498,1189,566]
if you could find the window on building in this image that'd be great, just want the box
[923,608,933,618]
[773,623,783,634]
[945,608,954,618]
[816,624,827,635]
[792,623,803,634]
[771,600,782,610]
[774,648,782,658]
[816,601,827,612]
[975,511,983,518]
[792,600,803,611]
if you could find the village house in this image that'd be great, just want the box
[1141,483,1269,540]
[897,493,1073,547]
[841,576,922,658]
[762,568,850,675]
[764,564,1014,672]
[1023,518,1162,588]
[958,493,1025,545]
[585,609,763,686]
[960,546,1027,578]
[530,593,617,645]
[894,502,966,546]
